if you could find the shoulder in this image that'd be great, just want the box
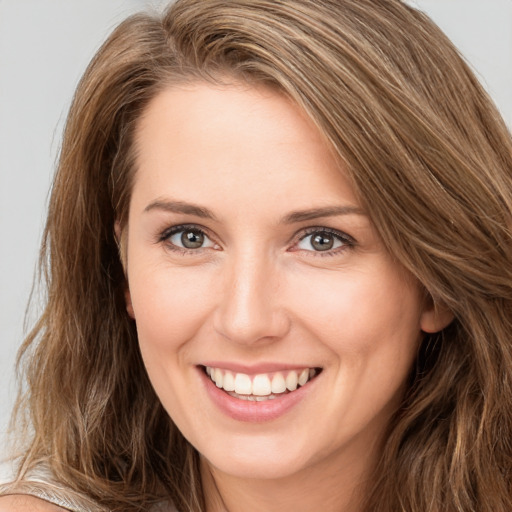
[0,461,107,512]
[0,494,68,511]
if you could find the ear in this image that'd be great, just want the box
[124,287,136,320]
[114,221,135,319]
[420,297,454,334]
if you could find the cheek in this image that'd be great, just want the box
[289,264,423,411]
[289,267,422,430]
[289,266,423,351]
[127,265,218,427]
[128,264,216,358]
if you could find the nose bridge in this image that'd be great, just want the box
[214,246,289,345]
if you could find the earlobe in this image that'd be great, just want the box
[114,220,122,244]
[125,288,135,319]
[420,300,454,334]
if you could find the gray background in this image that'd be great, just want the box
[1,0,511,463]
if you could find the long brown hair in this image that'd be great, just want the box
[13,1,512,511]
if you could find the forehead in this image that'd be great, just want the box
[130,81,361,217]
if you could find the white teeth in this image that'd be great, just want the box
[223,371,235,392]
[234,373,252,395]
[298,369,309,386]
[285,371,298,391]
[228,392,279,401]
[214,368,223,388]
[271,373,287,394]
[252,374,272,396]
[205,366,319,398]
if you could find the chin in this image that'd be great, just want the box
[207,452,306,480]
[196,430,316,480]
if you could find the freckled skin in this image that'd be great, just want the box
[124,82,448,511]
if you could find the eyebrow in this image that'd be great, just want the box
[144,200,217,220]
[144,199,366,223]
[282,205,366,223]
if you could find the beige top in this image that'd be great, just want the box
[0,464,174,512]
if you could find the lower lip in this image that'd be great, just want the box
[198,367,317,423]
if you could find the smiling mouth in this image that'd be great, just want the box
[202,366,322,401]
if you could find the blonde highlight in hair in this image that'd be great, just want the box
[12,1,512,511]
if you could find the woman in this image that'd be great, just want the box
[1,0,512,511]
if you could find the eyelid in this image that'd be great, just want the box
[157,223,355,255]
[159,223,207,240]
[159,223,220,253]
[289,226,356,254]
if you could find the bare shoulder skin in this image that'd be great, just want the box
[0,494,67,511]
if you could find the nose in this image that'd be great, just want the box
[213,251,291,346]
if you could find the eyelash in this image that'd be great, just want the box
[158,224,356,256]
[159,224,218,255]
[293,227,355,257]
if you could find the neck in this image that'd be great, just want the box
[200,441,379,512]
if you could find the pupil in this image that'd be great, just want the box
[312,233,333,251]
[181,230,204,249]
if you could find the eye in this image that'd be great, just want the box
[295,229,352,253]
[162,225,217,251]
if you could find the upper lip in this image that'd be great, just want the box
[199,361,321,374]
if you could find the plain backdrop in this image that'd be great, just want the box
[1,0,511,462]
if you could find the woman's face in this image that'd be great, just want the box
[124,82,441,481]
